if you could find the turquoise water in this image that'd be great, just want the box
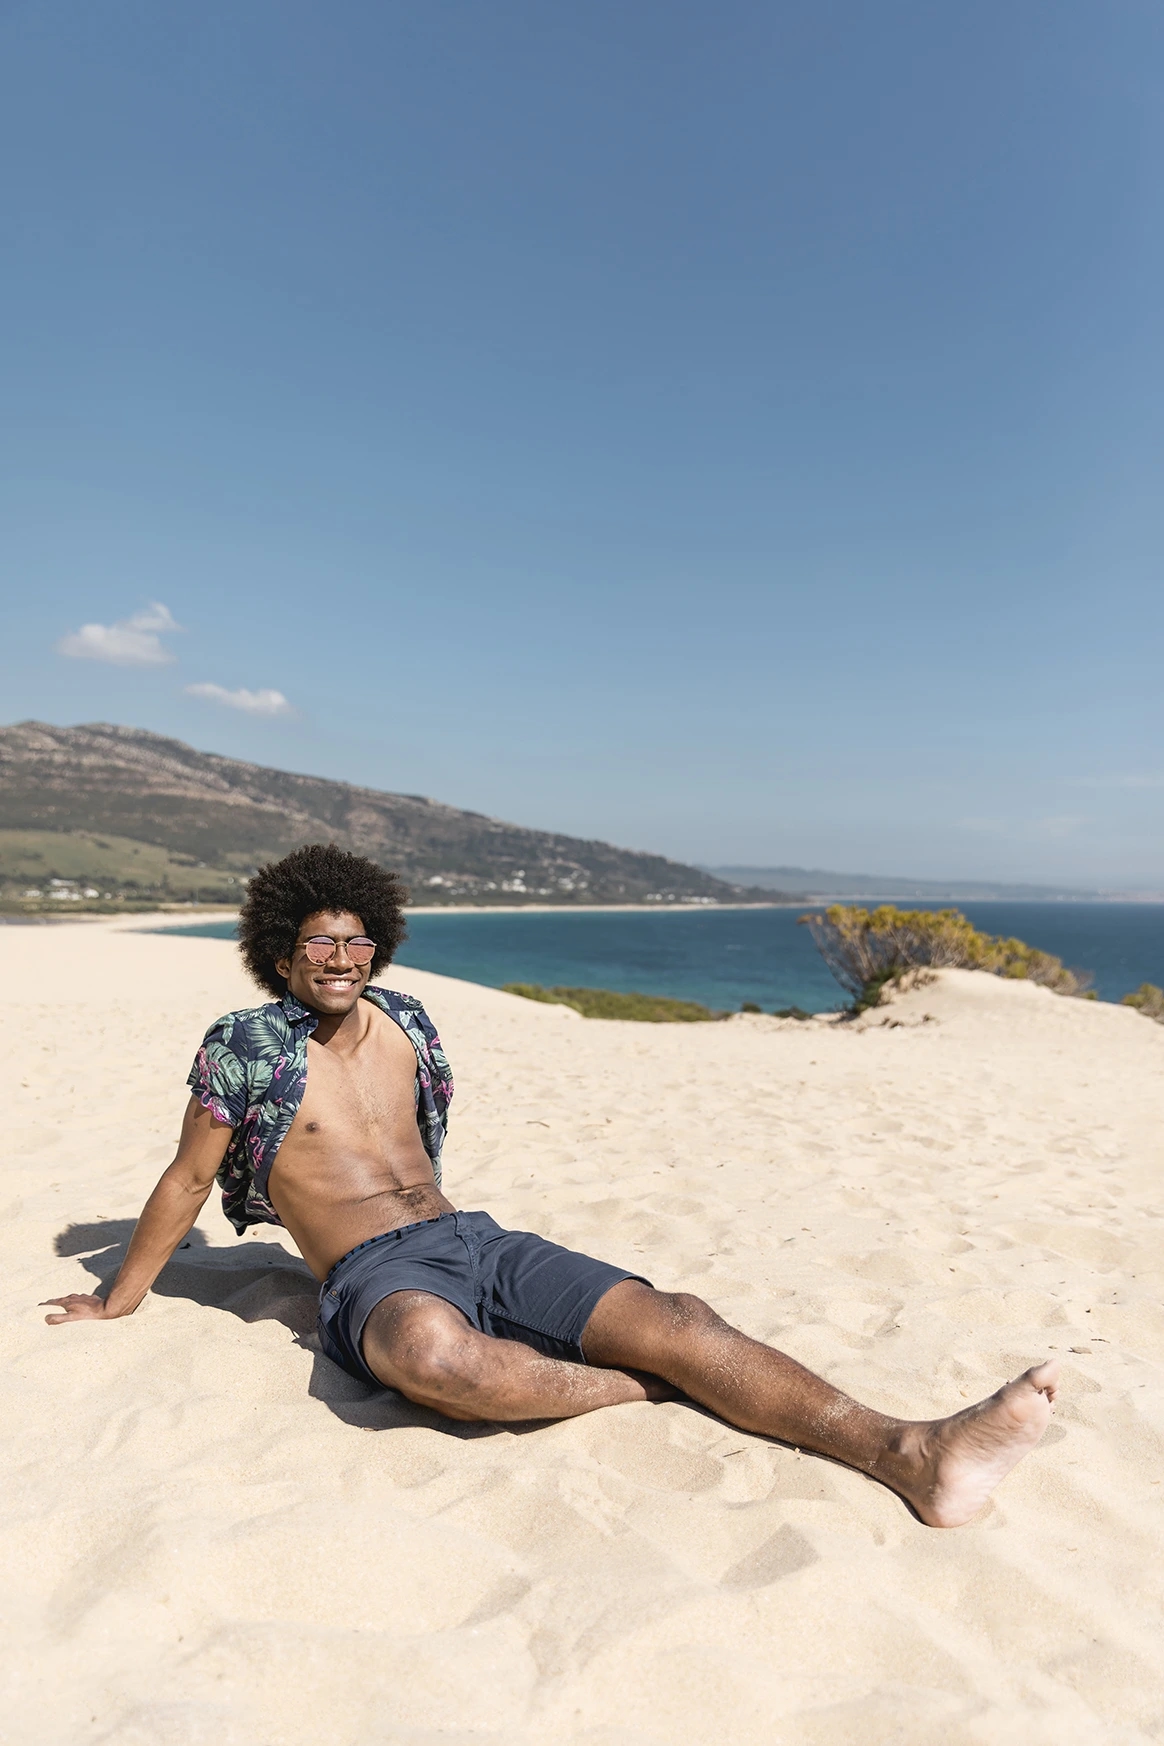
[155,901,1163,1013]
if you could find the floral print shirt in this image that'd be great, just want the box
[186,986,453,1235]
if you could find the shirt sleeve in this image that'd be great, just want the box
[186,1016,247,1127]
[415,1005,453,1120]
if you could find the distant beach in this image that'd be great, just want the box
[156,900,1164,1013]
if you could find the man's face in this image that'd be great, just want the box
[275,909,373,1016]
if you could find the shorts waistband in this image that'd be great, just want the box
[323,1214,452,1290]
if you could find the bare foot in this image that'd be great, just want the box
[887,1361,1059,1528]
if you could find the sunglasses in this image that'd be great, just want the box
[300,934,377,966]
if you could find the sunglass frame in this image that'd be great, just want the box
[301,935,377,965]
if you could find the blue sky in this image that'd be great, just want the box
[2,1,1161,885]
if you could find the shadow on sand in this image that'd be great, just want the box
[54,1220,527,1441]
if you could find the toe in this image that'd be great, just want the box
[1022,1359,1059,1403]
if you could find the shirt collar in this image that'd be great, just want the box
[277,986,411,1028]
[278,991,317,1028]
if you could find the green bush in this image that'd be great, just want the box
[503,983,718,1022]
[1122,982,1164,1023]
[798,905,1093,1011]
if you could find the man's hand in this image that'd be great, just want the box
[40,1097,232,1329]
[41,1293,116,1325]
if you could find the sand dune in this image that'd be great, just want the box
[3,921,1162,1744]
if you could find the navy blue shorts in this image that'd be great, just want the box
[317,1210,650,1387]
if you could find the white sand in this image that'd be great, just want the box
[3,923,1162,1745]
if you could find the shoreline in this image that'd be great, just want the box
[4,894,1162,927]
[402,899,804,916]
[0,901,807,927]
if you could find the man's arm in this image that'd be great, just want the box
[42,1096,234,1324]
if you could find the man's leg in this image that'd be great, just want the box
[361,1289,672,1421]
[582,1281,1058,1528]
[361,1283,1056,1529]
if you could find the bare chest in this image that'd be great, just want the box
[294,1014,420,1144]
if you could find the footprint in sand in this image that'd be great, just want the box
[720,1524,819,1589]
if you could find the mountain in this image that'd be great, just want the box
[0,723,791,908]
[705,865,1104,902]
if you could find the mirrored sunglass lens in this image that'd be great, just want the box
[301,936,374,964]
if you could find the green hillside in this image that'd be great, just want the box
[0,722,791,913]
[0,829,242,910]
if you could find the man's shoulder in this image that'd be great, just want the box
[364,985,431,1022]
[363,987,452,1114]
[364,986,447,1052]
[201,1000,293,1052]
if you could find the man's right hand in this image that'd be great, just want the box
[41,1096,233,1330]
[41,1294,117,1325]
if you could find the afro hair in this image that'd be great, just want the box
[237,843,409,997]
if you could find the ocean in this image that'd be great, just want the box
[156,901,1163,1013]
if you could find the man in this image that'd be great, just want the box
[45,844,1057,1527]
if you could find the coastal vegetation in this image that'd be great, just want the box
[800,904,1095,1012]
[505,985,821,1022]
[504,983,718,1022]
[1122,982,1164,1023]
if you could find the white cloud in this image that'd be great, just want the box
[57,602,183,666]
[185,682,293,716]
